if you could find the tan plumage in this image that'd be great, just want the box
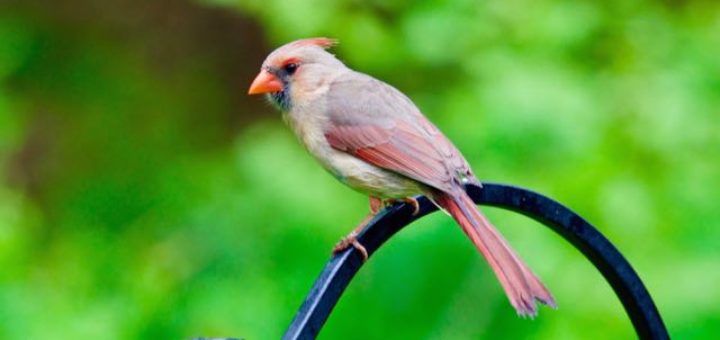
[248,38,556,316]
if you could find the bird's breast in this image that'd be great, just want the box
[284,104,422,198]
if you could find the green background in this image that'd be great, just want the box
[0,0,718,338]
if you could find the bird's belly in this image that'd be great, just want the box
[324,151,423,198]
[285,106,422,198]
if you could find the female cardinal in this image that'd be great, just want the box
[248,38,555,316]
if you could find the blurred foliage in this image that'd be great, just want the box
[0,0,719,338]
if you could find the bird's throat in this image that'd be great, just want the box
[268,89,291,111]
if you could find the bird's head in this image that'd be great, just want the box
[248,37,343,111]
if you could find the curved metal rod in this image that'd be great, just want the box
[282,183,669,340]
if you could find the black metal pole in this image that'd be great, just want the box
[281,183,669,340]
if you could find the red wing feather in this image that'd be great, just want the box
[325,121,455,192]
[324,72,477,193]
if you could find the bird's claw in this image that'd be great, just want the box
[404,197,421,215]
[333,232,369,262]
[384,197,421,215]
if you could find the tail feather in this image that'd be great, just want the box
[433,190,556,317]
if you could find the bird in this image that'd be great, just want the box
[247,37,555,317]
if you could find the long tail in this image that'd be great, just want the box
[433,190,556,317]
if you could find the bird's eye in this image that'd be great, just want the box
[284,63,298,75]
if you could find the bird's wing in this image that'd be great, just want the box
[324,72,475,193]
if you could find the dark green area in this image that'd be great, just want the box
[0,0,718,338]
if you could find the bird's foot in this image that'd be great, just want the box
[384,197,421,215]
[332,231,369,262]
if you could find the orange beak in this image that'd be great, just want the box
[248,70,283,95]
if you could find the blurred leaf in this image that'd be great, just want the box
[0,0,718,339]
